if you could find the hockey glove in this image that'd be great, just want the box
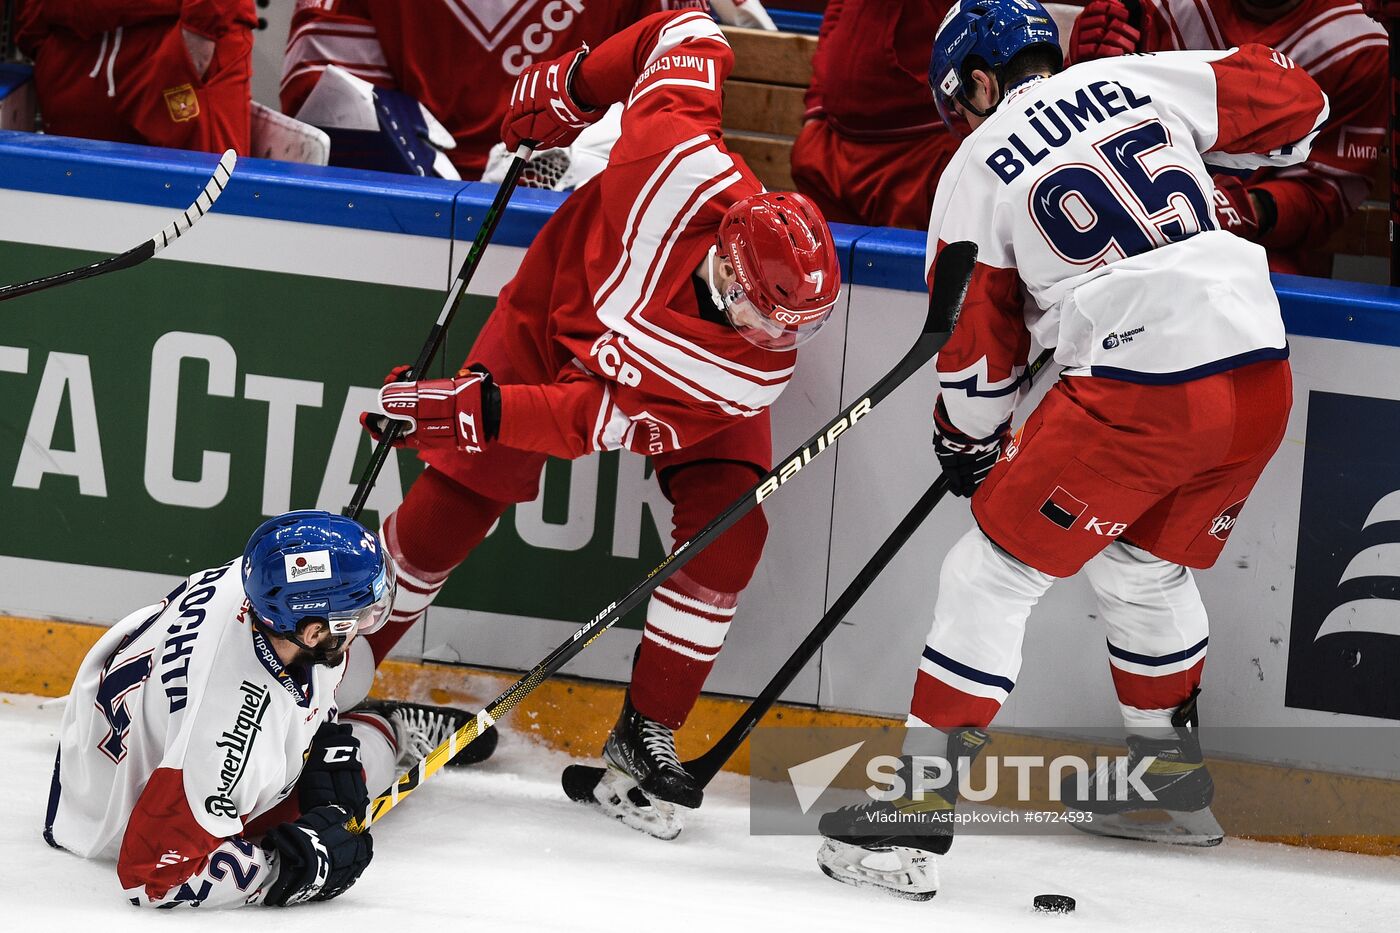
[298,721,369,825]
[262,805,373,906]
[1069,0,1144,62]
[933,396,1008,498]
[362,366,500,453]
[1210,175,1275,241]
[501,45,603,152]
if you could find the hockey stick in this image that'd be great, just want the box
[343,145,532,521]
[561,346,1057,802]
[0,149,236,303]
[347,241,981,831]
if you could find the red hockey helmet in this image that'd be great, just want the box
[716,192,841,351]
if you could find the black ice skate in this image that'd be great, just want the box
[816,728,989,901]
[355,700,499,769]
[588,693,702,840]
[1062,692,1223,847]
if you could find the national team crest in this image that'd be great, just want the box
[163,84,200,123]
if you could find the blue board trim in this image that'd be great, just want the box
[2,133,1400,349]
[769,9,824,34]
[0,64,33,101]
[0,131,462,238]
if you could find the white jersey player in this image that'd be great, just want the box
[817,0,1327,899]
[43,511,396,908]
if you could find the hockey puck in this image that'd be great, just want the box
[1033,894,1076,914]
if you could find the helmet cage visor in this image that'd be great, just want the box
[933,66,976,138]
[324,558,397,638]
[721,279,831,351]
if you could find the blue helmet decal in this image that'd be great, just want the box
[930,0,1061,130]
[241,510,387,636]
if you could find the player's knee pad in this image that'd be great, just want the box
[335,640,376,710]
[664,461,769,594]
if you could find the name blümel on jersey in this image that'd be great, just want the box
[986,81,1154,183]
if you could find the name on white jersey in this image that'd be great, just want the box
[987,80,1155,183]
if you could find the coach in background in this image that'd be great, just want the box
[1070,0,1385,276]
[16,0,255,154]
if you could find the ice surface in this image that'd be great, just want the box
[3,692,1396,932]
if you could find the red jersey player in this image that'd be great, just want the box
[16,0,256,154]
[280,0,716,178]
[791,0,962,230]
[360,9,841,839]
[1069,0,1386,275]
[815,0,1325,900]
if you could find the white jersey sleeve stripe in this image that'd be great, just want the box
[645,10,729,70]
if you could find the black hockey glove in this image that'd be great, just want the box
[262,805,373,907]
[299,721,368,824]
[932,396,1008,498]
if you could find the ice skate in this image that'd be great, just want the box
[353,699,499,768]
[1063,695,1224,847]
[580,693,702,840]
[815,728,988,900]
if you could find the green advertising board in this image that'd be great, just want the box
[0,241,666,629]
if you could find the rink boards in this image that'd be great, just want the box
[1,134,1399,779]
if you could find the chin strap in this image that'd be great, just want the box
[704,245,727,314]
[253,613,346,666]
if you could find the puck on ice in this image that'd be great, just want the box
[1033,894,1076,913]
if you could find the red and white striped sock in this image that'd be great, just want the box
[630,570,738,729]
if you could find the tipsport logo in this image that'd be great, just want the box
[1286,391,1400,720]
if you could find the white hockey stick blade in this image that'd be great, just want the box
[0,148,237,303]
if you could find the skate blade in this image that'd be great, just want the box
[1070,806,1224,847]
[591,768,685,841]
[815,838,938,901]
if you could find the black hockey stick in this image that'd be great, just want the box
[562,346,1057,803]
[343,144,532,521]
[348,241,981,831]
[0,149,236,303]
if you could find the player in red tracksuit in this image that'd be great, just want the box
[359,10,841,839]
[790,0,962,230]
[280,0,711,178]
[1069,0,1386,275]
[16,0,256,154]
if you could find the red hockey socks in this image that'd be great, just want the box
[366,468,507,664]
[630,462,768,729]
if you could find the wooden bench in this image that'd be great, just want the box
[720,26,815,192]
[721,21,1391,265]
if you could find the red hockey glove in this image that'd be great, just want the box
[501,45,603,152]
[933,397,1008,498]
[1211,175,1270,241]
[362,368,499,453]
[1069,0,1144,62]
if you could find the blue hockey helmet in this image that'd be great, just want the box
[241,510,396,641]
[930,0,1061,132]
